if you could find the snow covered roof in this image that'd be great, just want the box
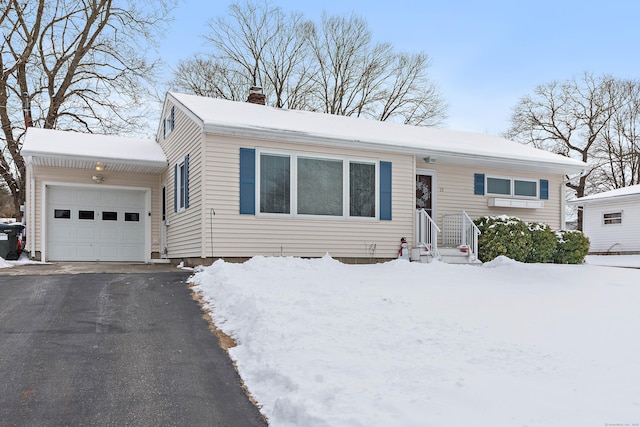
[168,92,587,174]
[22,128,167,173]
[570,184,640,204]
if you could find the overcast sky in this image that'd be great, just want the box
[161,0,640,135]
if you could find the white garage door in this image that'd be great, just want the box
[46,186,146,261]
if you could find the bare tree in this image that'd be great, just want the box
[506,72,621,230]
[173,57,249,100]
[308,13,446,126]
[0,0,173,219]
[191,0,314,109]
[377,52,447,126]
[172,0,447,126]
[592,80,640,189]
[0,183,13,218]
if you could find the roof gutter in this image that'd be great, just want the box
[21,151,168,170]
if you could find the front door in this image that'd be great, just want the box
[416,174,433,217]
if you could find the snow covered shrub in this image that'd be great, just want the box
[554,230,590,264]
[474,216,532,263]
[525,222,557,263]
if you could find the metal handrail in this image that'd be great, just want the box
[462,210,481,257]
[415,209,440,258]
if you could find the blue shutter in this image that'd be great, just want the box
[239,148,256,214]
[184,154,190,208]
[163,119,167,139]
[380,161,392,221]
[173,163,178,212]
[474,173,485,195]
[540,179,549,200]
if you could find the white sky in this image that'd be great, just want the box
[160,0,640,136]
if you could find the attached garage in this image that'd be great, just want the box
[46,186,147,262]
[21,128,168,262]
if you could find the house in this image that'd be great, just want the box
[569,185,640,254]
[21,91,587,265]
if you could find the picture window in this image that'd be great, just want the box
[258,151,377,218]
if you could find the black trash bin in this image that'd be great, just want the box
[0,223,24,261]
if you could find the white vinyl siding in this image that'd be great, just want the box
[419,159,564,230]
[159,102,203,259]
[583,199,640,252]
[202,134,413,259]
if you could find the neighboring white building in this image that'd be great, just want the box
[570,185,640,254]
[21,92,588,264]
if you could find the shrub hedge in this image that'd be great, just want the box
[553,230,591,264]
[473,216,590,264]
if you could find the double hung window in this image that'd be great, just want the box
[174,154,189,212]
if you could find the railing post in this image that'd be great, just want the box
[461,213,467,248]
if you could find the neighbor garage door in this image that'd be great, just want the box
[46,186,146,261]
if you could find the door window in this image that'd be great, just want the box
[416,175,433,217]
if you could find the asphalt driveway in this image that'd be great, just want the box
[0,271,266,426]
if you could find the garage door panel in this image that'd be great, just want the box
[47,187,146,262]
[77,189,101,205]
[119,246,142,259]
[77,226,98,241]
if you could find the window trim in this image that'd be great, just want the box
[602,211,622,225]
[163,106,175,139]
[486,175,539,199]
[174,154,189,212]
[255,149,379,220]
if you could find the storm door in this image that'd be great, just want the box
[416,174,433,218]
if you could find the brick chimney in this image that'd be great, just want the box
[247,86,266,105]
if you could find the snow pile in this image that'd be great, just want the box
[586,254,640,268]
[191,256,640,426]
[0,253,47,269]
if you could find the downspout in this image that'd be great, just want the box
[26,156,36,259]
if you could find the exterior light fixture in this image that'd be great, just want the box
[95,162,105,171]
[92,175,104,183]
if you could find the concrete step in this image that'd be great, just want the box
[410,246,482,264]
[434,247,482,265]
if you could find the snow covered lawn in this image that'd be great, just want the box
[191,256,640,427]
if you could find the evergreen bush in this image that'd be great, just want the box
[526,222,557,263]
[554,230,590,264]
[473,216,590,264]
[474,216,532,262]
